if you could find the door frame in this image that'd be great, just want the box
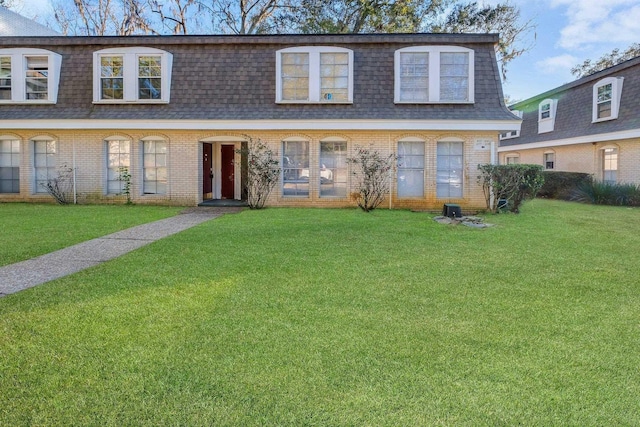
[200,137,243,200]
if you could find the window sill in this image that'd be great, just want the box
[0,100,56,104]
[93,100,170,105]
[394,100,474,105]
[592,116,617,123]
[276,100,353,105]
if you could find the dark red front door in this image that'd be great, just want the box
[203,143,213,198]
[221,145,235,199]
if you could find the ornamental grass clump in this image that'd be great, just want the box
[572,180,640,206]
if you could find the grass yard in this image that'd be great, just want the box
[0,203,183,266]
[1,199,639,425]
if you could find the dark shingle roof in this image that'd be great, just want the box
[501,56,640,147]
[0,33,516,123]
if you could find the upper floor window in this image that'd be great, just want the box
[538,98,557,134]
[0,49,62,104]
[276,47,353,104]
[499,110,523,140]
[93,47,173,104]
[395,46,474,104]
[593,77,624,122]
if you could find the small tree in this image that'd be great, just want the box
[118,166,132,204]
[40,164,74,205]
[347,145,396,212]
[236,138,280,209]
[478,164,544,213]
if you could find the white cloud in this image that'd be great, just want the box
[551,0,640,49]
[535,54,579,75]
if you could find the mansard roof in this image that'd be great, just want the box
[0,33,517,125]
[501,56,640,147]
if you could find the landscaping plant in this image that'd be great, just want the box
[347,145,397,212]
[478,163,544,213]
[236,138,280,209]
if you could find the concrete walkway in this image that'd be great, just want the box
[0,208,239,297]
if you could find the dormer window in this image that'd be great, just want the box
[538,98,557,134]
[276,47,353,104]
[499,110,522,140]
[593,77,624,122]
[395,46,474,104]
[0,48,62,104]
[93,47,173,104]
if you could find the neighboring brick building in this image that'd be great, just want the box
[0,33,519,208]
[499,57,640,186]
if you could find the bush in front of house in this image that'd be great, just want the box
[236,138,280,209]
[347,145,397,212]
[572,180,640,207]
[538,171,593,200]
[478,164,544,213]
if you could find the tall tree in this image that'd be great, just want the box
[202,0,292,34]
[52,0,156,35]
[571,43,640,78]
[432,1,534,80]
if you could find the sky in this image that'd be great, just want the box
[11,0,640,103]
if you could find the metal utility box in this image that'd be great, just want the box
[442,203,462,218]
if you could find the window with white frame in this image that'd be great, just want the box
[93,47,173,103]
[436,140,463,198]
[395,46,474,103]
[0,49,62,103]
[320,140,347,198]
[0,138,20,193]
[33,139,57,193]
[282,140,309,196]
[397,140,425,197]
[499,110,523,140]
[106,139,131,194]
[544,152,555,170]
[142,139,167,194]
[0,57,11,100]
[602,147,618,184]
[505,154,519,165]
[276,47,353,103]
[538,98,557,133]
[593,77,624,122]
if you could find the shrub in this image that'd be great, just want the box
[572,180,640,207]
[347,145,397,212]
[40,165,74,205]
[478,164,544,213]
[538,172,592,200]
[236,138,280,209]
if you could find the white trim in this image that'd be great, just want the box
[0,48,61,104]
[498,127,640,152]
[276,46,354,104]
[93,47,173,104]
[592,77,624,123]
[538,98,557,134]
[199,136,248,142]
[397,136,426,142]
[394,46,475,104]
[499,110,522,140]
[319,136,348,142]
[0,119,520,132]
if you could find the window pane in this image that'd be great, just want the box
[440,52,468,101]
[436,141,463,198]
[397,141,424,197]
[34,140,56,193]
[106,140,131,194]
[143,140,167,194]
[0,139,19,193]
[0,56,11,100]
[320,141,347,197]
[282,141,309,197]
[25,56,48,100]
[400,52,429,102]
[281,53,309,101]
[138,56,162,100]
[320,53,349,102]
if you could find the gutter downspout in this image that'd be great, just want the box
[72,134,77,204]
[490,139,497,209]
[388,134,393,210]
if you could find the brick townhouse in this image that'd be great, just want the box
[0,32,519,208]
[499,56,640,186]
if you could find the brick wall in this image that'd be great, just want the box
[1,129,497,210]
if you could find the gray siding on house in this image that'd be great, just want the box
[501,57,640,147]
[0,33,515,122]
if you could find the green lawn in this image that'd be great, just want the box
[0,203,183,266]
[1,200,639,425]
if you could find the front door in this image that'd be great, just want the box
[220,145,235,199]
[202,143,213,199]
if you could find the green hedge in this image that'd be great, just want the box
[538,171,592,200]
